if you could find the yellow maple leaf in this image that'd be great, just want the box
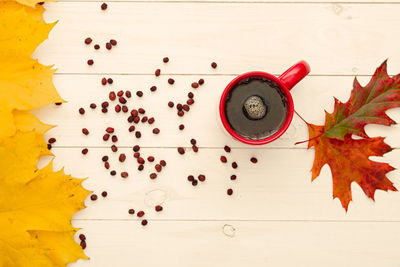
[0,132,90,266]
[0,2,63,138]
[0,0,55,8]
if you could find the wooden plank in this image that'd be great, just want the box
[72,220,400,267]
[38,2,400,75]
[35,75,400,148]
[42,146,400,221]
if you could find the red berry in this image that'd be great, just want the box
[250,157,258,164]
[133,145,140,152]
[147,156,155,162]
[190,139,197,145]
[121,172,129,178]
[160,160,166,167]
[117,90,124,97]
[110,170,116,176]
[191,82,199,88]
[102,155,109,162]
[80,240,86,249]
[137,157,145,164]
[141,116,148,123]
[168,78,175,85]
[137,211,145,217]
[119,153,126,162]
[230,175,237,180]
[141,219,148,226]
[111,135,118,142]
[188,92,194,98]
[187,99,195,105]
[232,162,238,169]
[136,91,143,97]
[187,175,194,182]
[87,59,94,65]
[84,37,92,45]
[131,109,138,117]
[103,134,110,141]
[150,86,157,92]
[163,57,169,63]
[106,127,114,133]
[220,156,227,163]
[227,188,233,195]
[128,209,135,214]
[211,62,217,68]
[128,125,135,132]
[79,234,86,241]
[177,147,185,155]
[133,152,140,158]
[125,91,132,98]
[138,165,144,171]
[168,101,174,108]
[106,42,112,50]
[82,148,88,155]
[155,164,162,172]
[90,103,97,109]
[101,77,107,85]
[148,117,155,124]
[155,69,161,76]
[138,108,145,114]
[192,180,198,186]
[119,97,127,104]
[79,108,85,115]
[179,124,185,130]
[104,161,110,169]
[101,2,107,10]
[150,173,157,179]
[90,194,97,201]
[153,128,160,134]
[115,105,121,113]
[107,78,113,84]
[155,205,163,212]
[82,128,89,135]
[198,79,204,85]
[94,44,100,50]
[135,131,141,138]
[101,191,107,197]
[102,108,108,113]
[192,145,198,152]
[48,137,56,144]
[111,145,118,152]
[109,91,116,101]
[177,110,184,117]
[110,39,117,46]
[224,145,231,153]
[198,175,206,182]
[122,106,128,113]
[182,105,190,112]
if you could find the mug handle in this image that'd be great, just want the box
[278,60,310,90]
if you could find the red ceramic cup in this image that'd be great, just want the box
[219,60,310,145]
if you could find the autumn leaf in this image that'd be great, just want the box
[0,132,90,266]
[0,2,63,138]
[324,60,400,140]
[307,124,396,211]
[0,0,55,8]
[305,61,399,210]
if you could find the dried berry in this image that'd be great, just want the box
[190,139,197,145]
[250,157,258,164]
[107,78,113,84]
[224,145,231,153]
[115,105,121,113]
[106,127,114,134]
[128,209,135,214]
[177,110,184,117]
[104,162,110,169]
[177,147,185,155]
[84,37,92,45]
[187,175,194,182]
[138,108,145,114]
[102,155,109,162]
[147,156,155,162]
[136,91,143,97]
[47,144,52,150]
[133,117,140,124]
[198,175,206,182]
[111,135,118,143]
[110,170,116,176]
[192,180,198,186]
[188,92,194,98]
[232,162,238,169]
[150,173,157,179]
[82,128,89,135]
[133,145,140,152]
[127,116,134,123]
[138,164,144,171]
[141,219,148,226]
[101,2,107,10]
[80,240,87,249]
[137,211,145,217]
[168,78,175,85]
[79,234,86,241]
[133,152,140,158]
[94,44,100,50]
[153,128,160,134]
[211,62,217,68]
[220,156,227,163]
[192,145,198,152]
[119,97,127,104]
[101,108,108,113]
[135,131,141,138]
[137,157,145,164]
[128,125,135,132]
[191,82,199,89]
[148,117,155,124]
[230,175,237,180]
[101,77,107,85]
[163,57,169,63]
[111,145,118,152]
[79,108,85,115]
[198,79,204,85]
[103,134,110,141]
[168,101,174,108]
[90,194,97,201]
[187,99,195,105]
[117,90,124,97]
[131,109,138,117]
[87,59,94,65]
[90,103,97,109]
[48,137,56,144]
[121,172,129,178]
[155,164,162,172]
[125,90,132,98]
[182,105,190,112]
[150,86,157,92]
[101,191,108,197]
[177,104,183,111]
[110,39,117,46]
[105,42,112,50]
[179,124,185,130]
[119,153,126,162]
[82,148,88,155]
[160,160,166,167]
[155,205,163,212]
[122,106,128,113]
[227,188,233,195]
[155,69,161,76]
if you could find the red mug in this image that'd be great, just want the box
[219,61,310,145]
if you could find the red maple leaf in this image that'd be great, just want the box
[304,61,399,210]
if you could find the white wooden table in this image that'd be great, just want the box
[35,1,400,266]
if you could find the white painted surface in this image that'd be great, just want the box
[35,1,400,266]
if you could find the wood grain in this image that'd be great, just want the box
[72,220,400,267]
[37,2,400,75]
